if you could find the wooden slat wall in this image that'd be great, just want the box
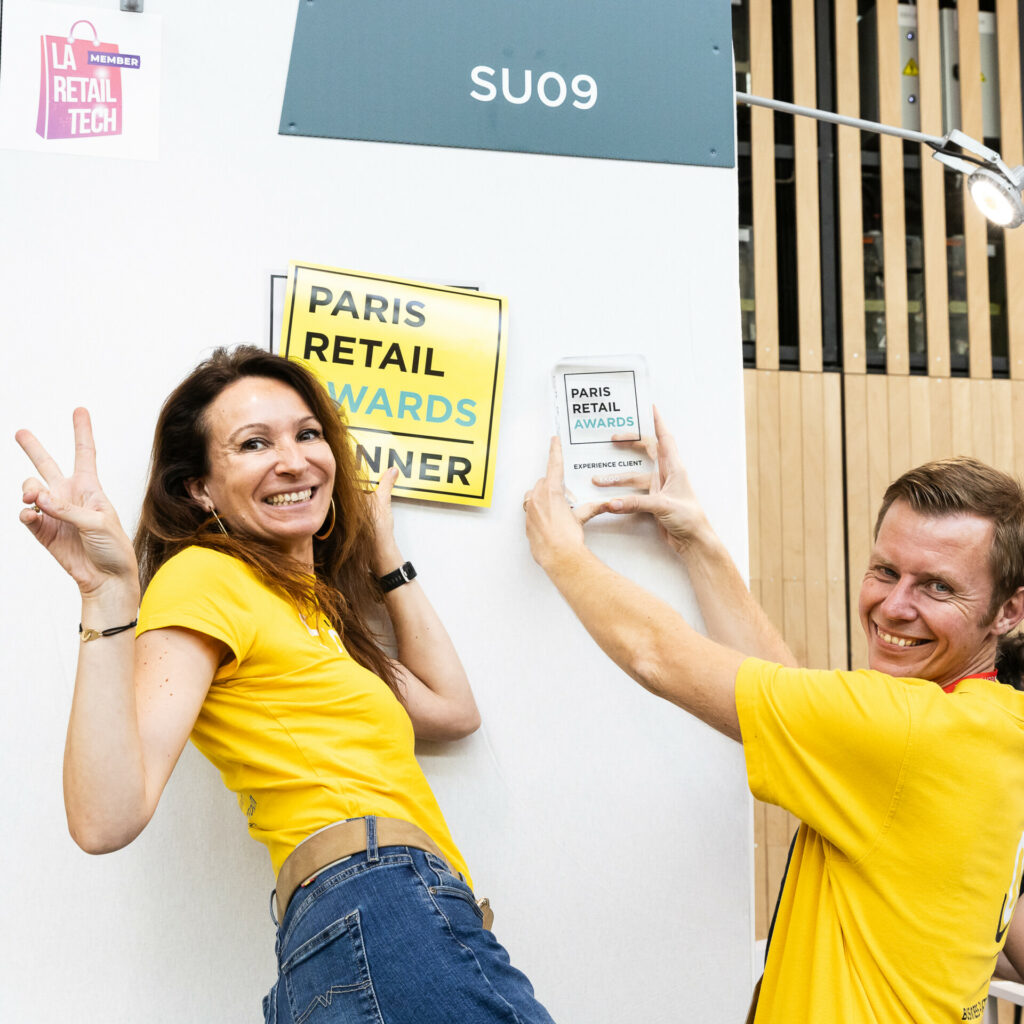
[780,372,808,662]
[745,368,845,938]
[958,0,994,379]
[745,373,769,940]
[844,374,872,669]
[801,374,829,668]
[835,0,866,375]
[745,368,788,941]
[749,0,779,371]
[792,0,822,373]
[996,0,1024,377]
[876,0,911,375]
[917,0,952,377]
[756,371,784,652]
[823,375,848,667]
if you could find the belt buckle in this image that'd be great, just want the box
[477,897,494,930]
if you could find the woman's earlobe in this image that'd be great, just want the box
[185,478,212,511]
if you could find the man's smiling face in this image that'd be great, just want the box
[859,499,1003,688]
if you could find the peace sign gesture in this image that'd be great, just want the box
[17,408,139,599]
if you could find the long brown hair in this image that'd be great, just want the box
[134,346,398,691]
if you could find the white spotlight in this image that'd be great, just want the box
[967,166,1024,229]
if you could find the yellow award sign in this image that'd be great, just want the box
[280,262,508,507]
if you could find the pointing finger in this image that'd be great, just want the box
[19,505,45,531]
[609,433,657,461]
[573,500,605,526]
[593,471,653,490]
[597,494,656,516]
[15,429,65,485]
[653,404,667,437]
[544,435,564,487]
[375,465,399,500]
[652,406,679,459]
[72,408,98,476]
[21,476,45,501]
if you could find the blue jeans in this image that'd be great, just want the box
[262,821,557,1024]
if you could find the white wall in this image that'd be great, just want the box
[0,2,753,1021]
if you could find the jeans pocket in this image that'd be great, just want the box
[280,909,384,1024]
[427,879,485,930]
[423,853,483,922]
[262,981,278,1024]
[429,882,485,920]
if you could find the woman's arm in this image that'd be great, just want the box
[368,468,479,741]
[63,622,222,852]
[18,410,221,851]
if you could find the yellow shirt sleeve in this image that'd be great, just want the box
[736,656,916,862]
[137,546,258,679]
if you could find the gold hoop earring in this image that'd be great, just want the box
[210,508,228,536]
[314,498,336,541]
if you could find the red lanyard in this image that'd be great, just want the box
[941,670,998,694]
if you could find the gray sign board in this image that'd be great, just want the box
[280,0,735,168]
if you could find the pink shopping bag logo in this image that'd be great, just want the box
[36,20,123,140]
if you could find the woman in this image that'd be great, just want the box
[18,346,555,1024]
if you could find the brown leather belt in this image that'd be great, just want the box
[275,817,453,922]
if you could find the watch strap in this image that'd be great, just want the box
[377,561,416,593]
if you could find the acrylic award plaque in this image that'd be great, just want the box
[552,355,654,505]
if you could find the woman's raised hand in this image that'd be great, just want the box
[366,465,403,572]
[16,408,139,597]
[591,407,714,553]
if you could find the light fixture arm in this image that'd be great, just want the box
[735,90,1024,227]
[735,90,947,149]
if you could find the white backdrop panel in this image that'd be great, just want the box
[0,1,753,1021]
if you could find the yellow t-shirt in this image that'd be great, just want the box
[737,658,1024,1023]
[137,545,470,882]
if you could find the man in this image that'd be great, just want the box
[524,410,1024,1023]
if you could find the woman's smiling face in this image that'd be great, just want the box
[190,376,336,566]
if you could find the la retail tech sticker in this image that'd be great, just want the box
[0,2,162,159]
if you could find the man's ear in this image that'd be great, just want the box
[994,587,1024,636]
[185,478,212,511]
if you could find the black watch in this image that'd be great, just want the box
[377,561,417,593]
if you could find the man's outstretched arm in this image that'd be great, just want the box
[524,435,747,741]
[592,407,795,667]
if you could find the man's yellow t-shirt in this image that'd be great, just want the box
[137,546,470,882]
[737,658,1024,1023]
